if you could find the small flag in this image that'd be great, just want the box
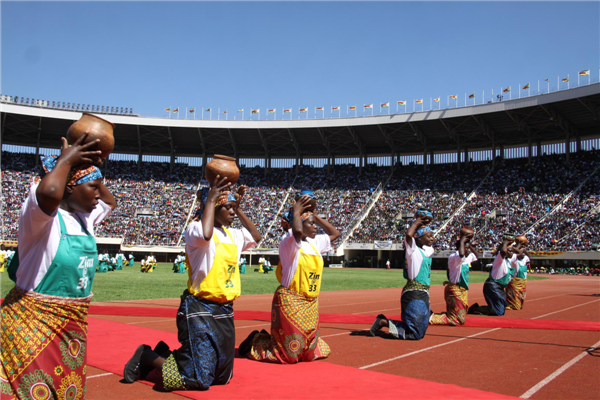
[349,106,357,110]
[543,78,549,82]
[164,108,171,112]
[468,93,475,99]
[205,108,211,112]
[222,110,228,114]
[238,109,244,112]
[316,107,324,111]
[562,77,569,82]
[251,109,259,114]
[522,83,530,90]
[284,109,292,113]
[503,87,510,93]
[415,99,423,104]
[364,104,373,109]
[332,106,340,111]
[579,70,590,76]
[172,108,179,113]
[381,102,389,108]
[299,107,308,113]
[268,109,275,113]
[397,101,406,105]
[433,98,440,103]
[189,108,195,113]
[450,95,457,100]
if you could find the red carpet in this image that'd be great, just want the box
[87,317,517,399]
[88,305,600,331]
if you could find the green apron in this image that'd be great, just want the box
[447,262,470,290]
[403,246,432,286]
[515,259,528,279]
[490,258,512,288]
[33,212,98,298]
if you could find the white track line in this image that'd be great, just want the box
[359,328,502,369]
[321,331,354,339]
[520,339,600,399]
[87,372,113,379]
[359,299,600,370]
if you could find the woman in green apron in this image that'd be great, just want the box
[1,133,116,399]
[124,177,261,390]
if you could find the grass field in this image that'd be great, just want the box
[0,262,547,302]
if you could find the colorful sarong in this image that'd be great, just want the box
[248,285,330,364]
[506,277,527,310]
[429,282,468,326]
[1,287,91,400]
[162,291,235,391]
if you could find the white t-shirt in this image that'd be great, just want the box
[16,183,112,291]
[447,251,478,284]
[278,231,332,288]
[185,221,257,289]
[510,254,530,269]
[404,238,434,280]
[491,253,511,280]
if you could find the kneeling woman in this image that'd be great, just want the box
[370,210,435,340]
[469,234,515,316]
[506,235,530,310]
[1,135,115,399]
[240,194,340,363]
[124,177,261,390]
[430,226,479,326]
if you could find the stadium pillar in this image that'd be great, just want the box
[430,150,434,167]
[499,144,504,160]
[491,142,496,168]
[576,137,582,153]
[35,119,42,166]
[359,153,363,175]
[456,146,461,171]
[565,136,571,163]
[464,147,469,164]
[423,149,427,172]
[201,153,207,179]
[537,140,542,158]
[137,125,142,173]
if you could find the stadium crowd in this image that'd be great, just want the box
[2,150,599,251]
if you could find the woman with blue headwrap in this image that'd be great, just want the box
[2,133,116,400]
[368,209,435,340]
[239,191,340,364]
[124,175,261,391]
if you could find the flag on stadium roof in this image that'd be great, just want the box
[415,99,423,104]
[238,109,244,112]
[522,83,530,90]
[449,95,457,100]
[562,77,569,82]
[189,109,195,113]
[381,102,389,108]
[579,70,590,76]
[316,107,324,111]
[503,87,510,93]
[468,93,475,99]
[397,101,406,105]
[206,108,211,112]
[164,108,171,111]
[251,109,259,114]
[284,109,292,113]
[223,110,228,114]
[544,78,549,82]
[299,107,308,113]
[433,98,440,103]
[364,104,373,109]
[268,109,275,113]
[349,106,357,110]
[172,108,179,112]
[332,106,340,111]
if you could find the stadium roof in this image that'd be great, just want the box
[2,83,599,160]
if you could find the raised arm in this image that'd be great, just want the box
[292,195,312,243]
[36,134,102,216]
[313,214,341,243]
[201,175,231,241]
[99,181,116,210]
[405,214,427,248]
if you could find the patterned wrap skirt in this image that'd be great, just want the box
[162,291,235,391]
[429,282,469,326]
[388,288,430,340]
[506,277,527,311]
[248,285,330,364]
[1,287,91,400]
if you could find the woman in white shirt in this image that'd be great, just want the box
[1,133,115,400]
[430,227,479,325]
[506,235,530,310]
[240,192,340,364]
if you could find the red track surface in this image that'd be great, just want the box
[86,274,600,400]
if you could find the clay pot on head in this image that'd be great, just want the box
[515,235,529,245]
[205,155,239,185]
[67,113,115,162]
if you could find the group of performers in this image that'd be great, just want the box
[1,132,534,398]
[172,252,187,273]
[97,252,131,272]
[140,254,157,273]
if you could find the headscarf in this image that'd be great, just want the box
[41,155,102,186]
[281,208,312,230]
[296,189,315,200]
[197,187,236,210]
[415,208,433,218]
[415,226,432,238]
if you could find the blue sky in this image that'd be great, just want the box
[2,1,598,119]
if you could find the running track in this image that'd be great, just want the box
[86,274,600,399]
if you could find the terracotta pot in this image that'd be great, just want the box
[205,155,239,185]
[67,113,115,161]
[515,235,529,245]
